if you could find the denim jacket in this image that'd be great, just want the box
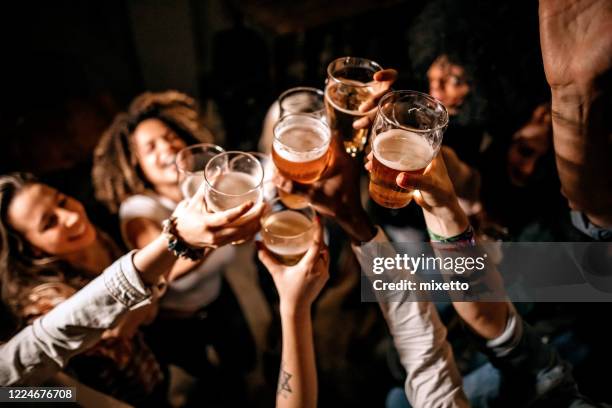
[0,251,155,385]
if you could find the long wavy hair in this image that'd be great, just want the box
[0,173,87,323]
[92,90,213,214]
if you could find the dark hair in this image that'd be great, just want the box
[408,0,490,127]
[93,90,212,213]
[0,173,85,322]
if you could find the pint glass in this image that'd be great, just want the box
[278,87,326,119]
[369,91,448,209]
[204,151,264,217]
[325,57,383,157]
[176,143,225,199]
[272,113,331,184]
[261,198,315,265]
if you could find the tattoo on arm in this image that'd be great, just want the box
[277,362,293,398]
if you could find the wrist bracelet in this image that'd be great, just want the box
[428,225,476,246]
[162,217,204,261]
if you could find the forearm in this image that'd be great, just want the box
[166,250,211,282]
[276,307,317,408]
[132,235,178,285]
[0,251,155,385]
[424,204,508,339]
[352,228,468,406]
[550,86,612,227]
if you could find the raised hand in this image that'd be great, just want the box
[173,182,265,248]
[257,216,329,314]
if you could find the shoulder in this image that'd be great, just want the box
[119,194,172,224]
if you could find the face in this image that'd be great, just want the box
[506,112,552,187]
[427,55,471,115]
[132,118,188,188]
[7,184,96,256]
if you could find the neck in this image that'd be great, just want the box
[60,235,107,276]
[155,183,183,204]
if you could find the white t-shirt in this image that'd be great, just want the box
[119,194,235,312]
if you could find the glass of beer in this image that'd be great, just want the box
[369,90,448,209]
[204,151,264,221]
[325,56,383,157]
[278,87,326,119]
[272,113,331,184]
[176,143,225,198]
[261,198,316,265]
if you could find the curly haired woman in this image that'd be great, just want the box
[93,91,259,405]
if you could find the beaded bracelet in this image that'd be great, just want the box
[162,217,204,261]
[428,225,476,246]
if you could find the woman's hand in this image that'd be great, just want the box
[365,151,469,237]
[274,139,376,243]
[172,183,265,248]
[352,69,398,130]
[257,217,329,316]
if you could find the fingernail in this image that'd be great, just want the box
[398,173,408,185]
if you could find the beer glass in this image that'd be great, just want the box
[176,143,225,199]
[278,87,326,119]
[369,90,448,209]
[272,113,331,184]
[261,198,315,265]
[325,56,383,157]
[204,151,264,218]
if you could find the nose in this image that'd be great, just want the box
[61,209,80,229]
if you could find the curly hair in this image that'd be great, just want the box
[92,91,213,213]
[0,173,86,324]
[408,0,491,127]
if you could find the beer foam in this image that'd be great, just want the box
[274,125,330,162]
[373,129,434,171]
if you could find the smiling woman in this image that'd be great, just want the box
[92,91,259,406]
[0,173,165,406]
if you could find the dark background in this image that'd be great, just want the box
[1,0,545,177]
[7,1,604,406]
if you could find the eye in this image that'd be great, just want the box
[58,196,68,208]
[43,214,58,231]
[448,75,466,86]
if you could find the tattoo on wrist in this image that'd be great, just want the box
[277,362,293,398]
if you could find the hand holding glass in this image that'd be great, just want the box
[369,90,448,209]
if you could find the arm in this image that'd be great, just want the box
[376,152,509,340]
[257,218,328,408]
[350,220,469,407]
[0,187,263,385]
[125,217,209,282]
[275,140,468,406]
[0,250,158,385]
[539,0,612,228]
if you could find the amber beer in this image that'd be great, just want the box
[369,129,435,208]
[325,57,383,157]
[261,210,314,265]
[272,114,330,184]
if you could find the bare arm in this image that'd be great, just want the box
[125,217,208,282]
[258,218,328,408]
[539,0,612,227]
[367,152,509,340]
